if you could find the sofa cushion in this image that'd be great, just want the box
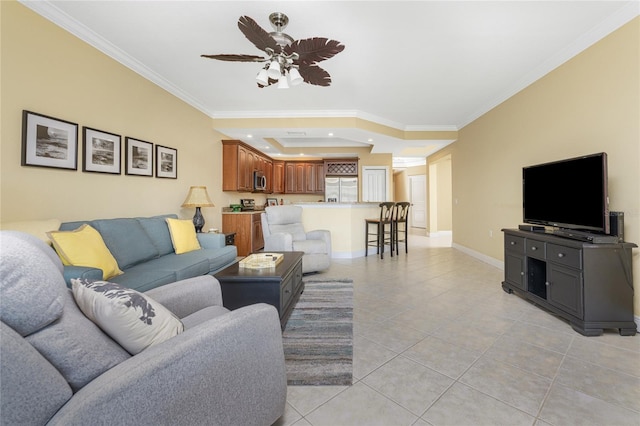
[47,224,123,280]
[72,279,184,355]
[0,322,73,426]
[1,231,129,392]
[0,232,66,336]
[108,266,177,293]
[91,218,159,269]
[166,218,201,254]
[26,291,131,392]
[137,215,177,256]
[143,254,210,281]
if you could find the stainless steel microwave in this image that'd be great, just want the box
[253,170,266,191]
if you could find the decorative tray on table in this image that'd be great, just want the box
[239,253,284,269]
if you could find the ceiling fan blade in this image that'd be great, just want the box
[238,15,281,54]
[287,38,345,65]
[201,54,266,62]
[298,64,332,87]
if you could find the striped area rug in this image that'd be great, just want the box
[282,278,353,386]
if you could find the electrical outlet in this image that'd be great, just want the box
[489,230,493,238]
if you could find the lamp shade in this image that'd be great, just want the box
[289,67,303,86]
[256,68,269,86]
[267,60,282,80]
[277,73,289,89]
[181,186,214,207]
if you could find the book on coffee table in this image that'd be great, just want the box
[239,253,284,269]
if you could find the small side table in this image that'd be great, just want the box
[224,232,236,246]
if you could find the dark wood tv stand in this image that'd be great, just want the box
[502,229,637,336]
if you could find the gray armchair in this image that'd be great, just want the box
[261,205,331,274]
[0,231,286,426]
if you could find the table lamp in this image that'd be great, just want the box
[181,186,214,233]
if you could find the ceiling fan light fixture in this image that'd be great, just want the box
[256,68,269,86]
[267,60,282,80]
[277,73,289,89]
[202,12,344,88]
[289,67,303,86]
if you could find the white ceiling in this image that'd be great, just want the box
[22,1,639,168]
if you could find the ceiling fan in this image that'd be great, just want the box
[201,12,345,88]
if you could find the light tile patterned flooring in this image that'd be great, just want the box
[274,233,640,426]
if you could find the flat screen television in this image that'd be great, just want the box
[523,152,609,234]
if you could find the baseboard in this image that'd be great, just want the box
[452,243,504,270]
[427,230,452,238]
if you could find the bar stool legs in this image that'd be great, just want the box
[365,202,395,259]
[393,202,410,255]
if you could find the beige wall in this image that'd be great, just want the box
[1,2,229,229]
[427,155,452,233]
[432,18,640,315]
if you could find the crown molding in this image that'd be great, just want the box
[19,0,213,116]
[457,1,640,129]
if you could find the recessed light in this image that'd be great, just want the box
[367,138,373,142]
[247,134,253,138]
[328,133,334,137]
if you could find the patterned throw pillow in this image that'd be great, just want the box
[71,279,184,354]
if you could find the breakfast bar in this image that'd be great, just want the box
[293,202,380,258]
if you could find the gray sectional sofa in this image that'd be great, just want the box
[0,231,286,425]
[58,214,237,292]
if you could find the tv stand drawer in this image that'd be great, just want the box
[547,244,581,269]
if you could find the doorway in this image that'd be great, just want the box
[409,174,427,229]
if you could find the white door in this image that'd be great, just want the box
[362,167,388,202]
[410,174,427,228]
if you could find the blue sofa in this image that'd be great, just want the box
[58,214,237,292]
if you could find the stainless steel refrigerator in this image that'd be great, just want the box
[325,177,358,202]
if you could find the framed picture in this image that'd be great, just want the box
[125,137,153,176]
[267,198,278,207]
[155,145,177,179]
[83,127,121,174]
[21,110,78,170]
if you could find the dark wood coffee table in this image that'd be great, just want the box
[214,251,304,328]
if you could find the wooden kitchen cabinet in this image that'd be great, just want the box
[222,212,264,256]
[273,161,285,194]
[285,161,325,194]
[222,140,273,193]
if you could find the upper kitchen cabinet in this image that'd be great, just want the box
[222,140,273,193]
[285,161,324,194]
[273,160,285,194]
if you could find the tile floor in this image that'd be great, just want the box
[274,233,640,426]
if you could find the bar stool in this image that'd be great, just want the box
[393,202,410,254]
[365,202,395,259]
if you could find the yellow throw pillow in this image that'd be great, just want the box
[47,224,123,280]
[166,218,201,254]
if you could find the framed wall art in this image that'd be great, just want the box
[83,127,121,174]
[21,110,78,170]
[125,137,153,176]
[267,198,278,207]
[155,145,177,179]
